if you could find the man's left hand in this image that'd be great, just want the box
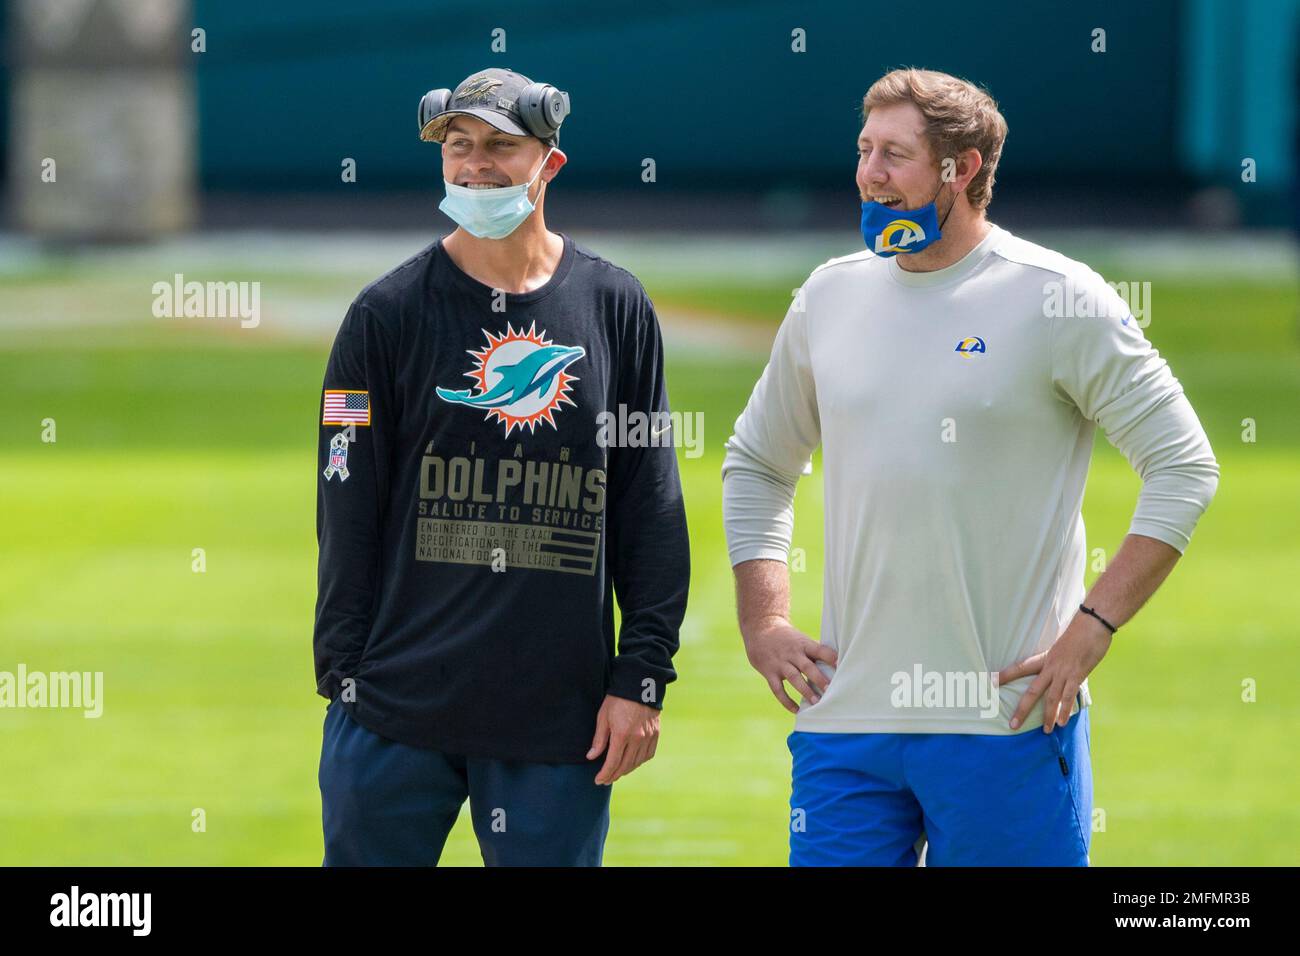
[1000,615,1113,733]
[587,694,660,785]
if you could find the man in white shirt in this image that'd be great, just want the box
[721,68,1219,866]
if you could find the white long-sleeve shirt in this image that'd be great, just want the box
[722,222,1219,735]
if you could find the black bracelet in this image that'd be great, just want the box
[1079,603,1117,634]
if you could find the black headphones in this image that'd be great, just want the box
[418,82,570,143]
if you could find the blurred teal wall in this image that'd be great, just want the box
[1180,0,1299,224]
[3,0,1281,220]
[194,0,1184,189]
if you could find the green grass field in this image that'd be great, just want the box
[1,235,1297,865]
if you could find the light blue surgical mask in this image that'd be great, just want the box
[439,146,556,239]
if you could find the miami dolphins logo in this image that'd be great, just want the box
[436,322,585,437]
[955,335,987,357]
[458,75,502,104]
[876,218,926,254]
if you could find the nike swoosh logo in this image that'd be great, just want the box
[651,424,672,437]
[1121,317,1130,325]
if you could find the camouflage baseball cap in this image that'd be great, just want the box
[419,68,562,146]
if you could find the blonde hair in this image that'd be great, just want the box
[862,68,1008,211]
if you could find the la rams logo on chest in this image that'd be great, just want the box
[954,335,987,358]
[436,321,586,437]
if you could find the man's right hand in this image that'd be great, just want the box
[741,617,838,714]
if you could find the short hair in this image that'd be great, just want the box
[862,68,1008,211]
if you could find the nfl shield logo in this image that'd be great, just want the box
[323,431,351,482]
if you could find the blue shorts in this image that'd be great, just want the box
[788,704,1092,866]
[319,698,611,866]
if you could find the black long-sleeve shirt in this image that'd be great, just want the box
[313,233,690,763]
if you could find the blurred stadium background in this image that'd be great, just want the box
[1,0,1297,865]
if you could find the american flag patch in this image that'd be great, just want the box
[322,389,371,426]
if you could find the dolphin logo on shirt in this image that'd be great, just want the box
[436,324,586,437]
[437,345,585,407]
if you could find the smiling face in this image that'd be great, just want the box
[855,100,944,212]
[442,115,557,194]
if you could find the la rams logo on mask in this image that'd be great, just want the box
[876,218,927,254]
[955,336,986,358]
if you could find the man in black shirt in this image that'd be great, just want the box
[314,68,690,866]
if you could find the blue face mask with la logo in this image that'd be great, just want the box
[860,181,954,257]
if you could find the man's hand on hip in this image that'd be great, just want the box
[1000,614,1113,733]
[742,617,838,715]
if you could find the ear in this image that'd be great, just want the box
[954,147,984,192]
[541,146,568,181]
